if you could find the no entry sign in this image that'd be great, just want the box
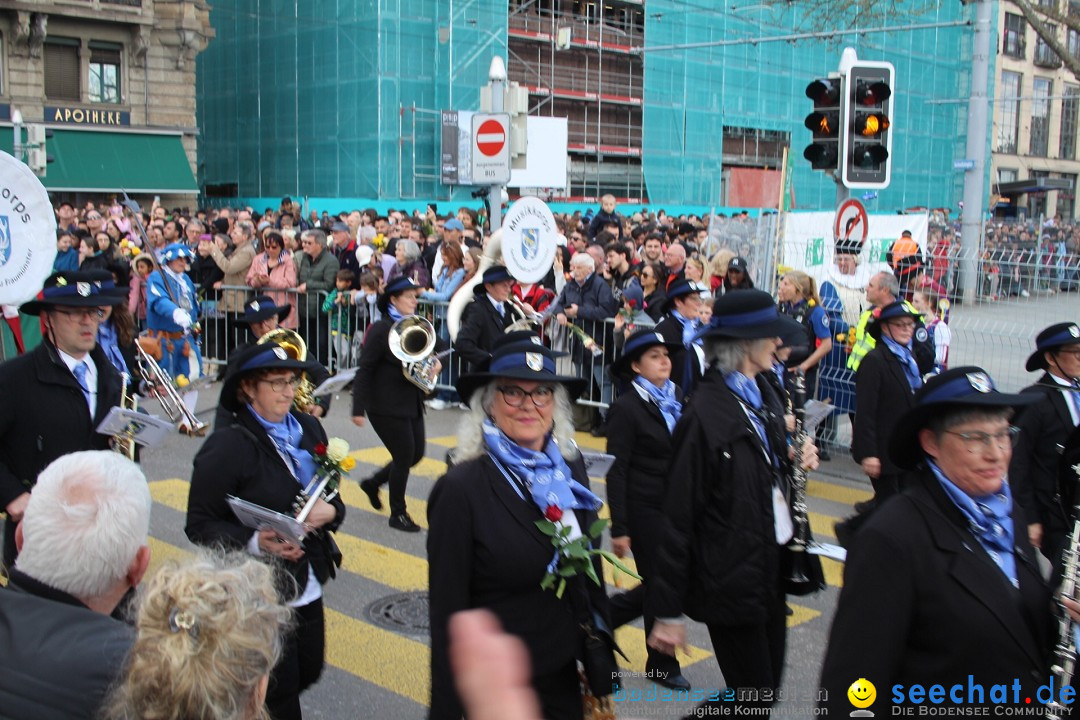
[471,113,511,184]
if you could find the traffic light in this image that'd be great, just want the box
[25,124,54,178]
[841,61,895,189]
[803,77,843,171]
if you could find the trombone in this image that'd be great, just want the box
[135,342,208,436]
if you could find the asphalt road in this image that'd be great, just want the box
[136,379,876,720]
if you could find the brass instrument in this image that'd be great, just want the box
[135,341,208,436]
[504,295,545,334]
[112,372,138,461]
[257,328,316,412]
[389,316,439,392]
[448,228,504,341]
[783,369,826,596]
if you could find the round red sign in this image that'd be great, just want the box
[476,119,506,157]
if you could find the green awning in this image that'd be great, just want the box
[1,129,198,194]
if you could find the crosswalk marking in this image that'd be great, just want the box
[146,480,714,677]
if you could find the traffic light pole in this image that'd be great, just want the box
[959,0,992,306]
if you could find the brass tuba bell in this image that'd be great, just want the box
[257,327,317,411]
[388,316,439,392]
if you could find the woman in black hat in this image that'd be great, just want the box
[654,277,705,400]
[351,276,442,532]
[852,300,925,504]
[186,341,345,720]
[820,367,1050,715]
[605,329,690,691]
[647,289,816,714]
[428,333,608,720]
[1009,321,1080,560]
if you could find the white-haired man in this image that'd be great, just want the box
[0,451,152,719]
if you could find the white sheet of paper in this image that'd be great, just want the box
[226,495,307,545]
[313,368,357,397]
[803,400,834,436]
[95,407,175,448]
[807,542,847,563]
[581,451,616,478]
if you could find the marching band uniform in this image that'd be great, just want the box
[0,273,122,566]
[145,243,202,381]
[654,279,705,401]
[455,266,517,371]
[1010,322,1080,563]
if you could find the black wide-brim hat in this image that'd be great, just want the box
[219,341,320,412]
[21,271,118,315]
[238,295,292,325]
[473,265,515,296]
[888,365,1039,470]
[867,300,923,341]
[456,332,587,406]
[661,278,697,312]
[610,328,682,381]
[1025,322,1080,372]
[85,268,129,305]
[697,289,804,341]
[377,276,422,313]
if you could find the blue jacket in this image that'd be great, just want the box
[52,248,79,272]
[146,269,200,333]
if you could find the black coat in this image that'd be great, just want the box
[427,453,609,720]
[187,407,346,593]
[819,471,1053,712]
[605,387,676,538]
[0,341,123,563]
[1009,373,1079,560]
[0,569,134,719]
[852,344,917,476]
[655,315,704,401]
[649,369,790,626]
[352,317,440,419]
[454,295,515,371]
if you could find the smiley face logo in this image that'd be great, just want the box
[847,678,876,709]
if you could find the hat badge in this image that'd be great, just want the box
[525,352,544,371]
[273,347,287,360]
[249,300,261,311]
[967,372,993,393]
[56,276,68,287]
[529,336,543,346]
[76,282,91,297]
[1070,325,1080,338]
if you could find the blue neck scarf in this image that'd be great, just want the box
[928,460,1017,587]
[672,309,703,347]
[633,376,682,434]
[96,321,128,376]
[483,418,601,515]
[386,304,405,323]
[724,371,770,453]
[882,335,923,391]
[247,404,318,491]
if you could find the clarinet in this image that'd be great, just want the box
[1048,506,1080,720]
[783,369,826,596]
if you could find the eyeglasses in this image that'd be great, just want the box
[259,376,302,393]
[888,319,917,330]
[1054,347,1080,359]
[944,426,1020,453]
[497,385,555,408]
[52,307,106,321]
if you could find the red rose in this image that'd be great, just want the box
[544,505,563,522]
[314,443,327,455]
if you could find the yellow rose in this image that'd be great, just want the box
[341,456,356,472]
[326,437,349,463]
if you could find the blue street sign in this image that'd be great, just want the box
[861,191,878,201]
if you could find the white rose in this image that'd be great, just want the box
[326,438,349,463]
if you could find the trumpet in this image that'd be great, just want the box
[257,328,316,412]
[135,341,208,436]
[112,372,138,461]
[389,316,439,392]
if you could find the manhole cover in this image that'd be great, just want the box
[364,591,430,635]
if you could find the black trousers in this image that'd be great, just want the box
[694,590,787,715]
[267,597,325,720]
[609,501,683,678]
[533,659,585,720]
[367,413,425,516]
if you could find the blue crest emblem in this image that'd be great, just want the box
[0,216,11,266]
[522,228,539,261]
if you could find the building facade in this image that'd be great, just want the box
[991,0,1080,220]
[197,0,973,214]
[0,0,213,207]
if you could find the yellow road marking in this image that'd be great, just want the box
[148,481,717,672]
[807,478,872,505]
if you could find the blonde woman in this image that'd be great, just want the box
[776,270,833,397]
[104,550,292,720]
[708,248,736,294]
